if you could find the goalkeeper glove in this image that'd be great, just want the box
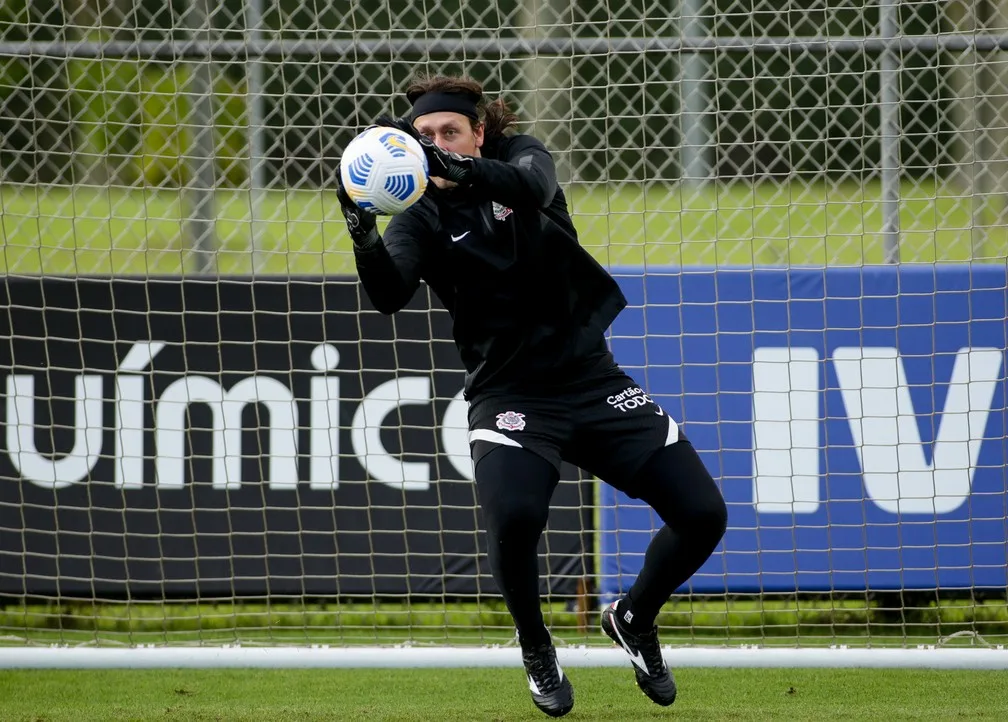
[336,166,380,250]
[375,115,475,187]
[419,135,475,186]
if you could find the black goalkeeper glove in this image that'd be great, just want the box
[375,114,475,186]
[419,134,475,185]
[374,115,416,137]
[336,165,380,250]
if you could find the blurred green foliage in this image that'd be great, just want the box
[0,0,958,188]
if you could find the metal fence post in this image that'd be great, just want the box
[246,0,267,274]
[880,0,902,264]
[519,0,573,184]
[681,0,713,183]
[182,0,218,275]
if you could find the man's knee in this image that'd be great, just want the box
[475,445,556,543]
[635,440,728,541]
[703,483,729,541]
[679,462,727,546]
[485,497,550,542]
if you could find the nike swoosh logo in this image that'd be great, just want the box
[527,661,564,695]
[610,613,650,674]
[655,407,664,416]
[451,231,470,242]
[528,675,540,695]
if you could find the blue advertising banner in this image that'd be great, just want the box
[601,265,1008,595]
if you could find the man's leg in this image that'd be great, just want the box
[565,373,728,625]
[599,435,727,706]
[475,445,559,647]
[617,436,728,629]
[563,365,727,706]
[475,444,574,718]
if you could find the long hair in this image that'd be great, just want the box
[404,73,520,139]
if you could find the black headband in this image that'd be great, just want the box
[409,91,480,121]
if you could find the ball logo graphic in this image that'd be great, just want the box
[378,131,410,157]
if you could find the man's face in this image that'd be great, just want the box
[413,111,484,189]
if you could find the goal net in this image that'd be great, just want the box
[2,0,1007,668]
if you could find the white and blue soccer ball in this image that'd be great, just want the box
[340,126,429,215]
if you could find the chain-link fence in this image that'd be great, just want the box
[5,1,1008,662]
[3,0,1008,273]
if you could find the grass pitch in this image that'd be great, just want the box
[1,667,1005,721]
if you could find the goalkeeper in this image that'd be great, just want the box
[337,73,727,718]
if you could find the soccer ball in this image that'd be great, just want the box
[339,126,429,215]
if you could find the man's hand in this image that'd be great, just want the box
[374,115,417,138]
[417,134,474,186]
[336,166,379,249]
[375,114,474,186]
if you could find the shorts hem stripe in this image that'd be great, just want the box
[468,428,524,448]
[665,417,679,446]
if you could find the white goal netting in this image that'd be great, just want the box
[2,0,1008,667]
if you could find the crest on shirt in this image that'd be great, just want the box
[492,202,513,221]
[495,411,526,431]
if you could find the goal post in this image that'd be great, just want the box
[2,646,1007,671]
[2,0,1008,669]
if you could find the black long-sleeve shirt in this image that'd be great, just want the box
[354,132,627,399]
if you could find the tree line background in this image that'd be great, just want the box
[1,0,995,188]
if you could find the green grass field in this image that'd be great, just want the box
[2,180,1007,275]
[1,667,1006,720]
[3,599,1006,718]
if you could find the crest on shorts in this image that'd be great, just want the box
[495,411,526,431]
[492,202,513,221]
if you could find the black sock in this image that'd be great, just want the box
[614,596,643,632]
[498,538,551,651]
[618,527,680,634]
[491,512,552,650]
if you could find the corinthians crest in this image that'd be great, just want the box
[492,201,513,221]
[495,411,526,431]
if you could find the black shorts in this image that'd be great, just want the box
[467,361,680,495]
